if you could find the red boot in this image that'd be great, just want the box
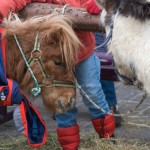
[91,115,115,138]
[57,124,80,150]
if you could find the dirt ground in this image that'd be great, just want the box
[0,82,150,149]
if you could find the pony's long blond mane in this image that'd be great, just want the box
[3,13,82,70]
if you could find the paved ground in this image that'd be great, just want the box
[0,82,150,143]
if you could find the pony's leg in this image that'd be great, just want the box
[55,107,80,150]
[75,53,115,138]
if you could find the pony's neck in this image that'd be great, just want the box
[5,33,34,93]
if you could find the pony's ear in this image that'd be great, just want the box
[51,27,63,43]
[95,0,118,12]
[41,27,63,45]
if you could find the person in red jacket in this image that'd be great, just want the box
[0,0,115,150]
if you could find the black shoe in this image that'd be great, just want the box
[109,105,123,127]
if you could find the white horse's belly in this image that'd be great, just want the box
[110,15,150,93]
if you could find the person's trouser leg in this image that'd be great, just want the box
[55,107,80,150]
[75,53,115,138]
[101,80,123,126]
[76,53,109,118]
[101,80,117,107]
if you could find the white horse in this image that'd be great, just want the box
[96,0,150,94]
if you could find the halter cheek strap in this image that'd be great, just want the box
[14,31,75,97]
[14,33,41,96]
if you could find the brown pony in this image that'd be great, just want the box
[2,14,81,114]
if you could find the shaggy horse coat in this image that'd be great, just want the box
[96,0,150,94]
[1,14,81,114]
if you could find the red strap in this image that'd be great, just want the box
[7,79,13,105]
[0,28,6,74]
[0,28,9,106]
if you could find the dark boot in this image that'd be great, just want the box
[57,124,80,150]
[110,105,123,127]
[91,115,115,138]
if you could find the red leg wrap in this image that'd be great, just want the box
[91,115,115,138]
[57,124,80,150]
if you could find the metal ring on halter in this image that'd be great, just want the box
[31,49,42,60]
[61,4,70,15]
[31,87,41,96]
[41,77,54,87]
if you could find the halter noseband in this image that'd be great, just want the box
[14,32,75,96]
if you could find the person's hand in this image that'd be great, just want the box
[85,0,102,15]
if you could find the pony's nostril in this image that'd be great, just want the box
[56,97,76,113]
[57,99,66,110]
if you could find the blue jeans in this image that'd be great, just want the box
[101,80,117,107]
[55,53,110,128]
[95,32,117,106]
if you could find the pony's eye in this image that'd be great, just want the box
[54,60,63,66]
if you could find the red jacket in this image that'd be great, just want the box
[0,0,95,62]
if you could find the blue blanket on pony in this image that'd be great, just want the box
[0,27,47,148]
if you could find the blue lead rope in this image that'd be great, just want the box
[14,34,41,96]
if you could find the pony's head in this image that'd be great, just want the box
[95,0,119,35]
[3,14,82,114]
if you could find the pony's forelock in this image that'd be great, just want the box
[4,13,82,71]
